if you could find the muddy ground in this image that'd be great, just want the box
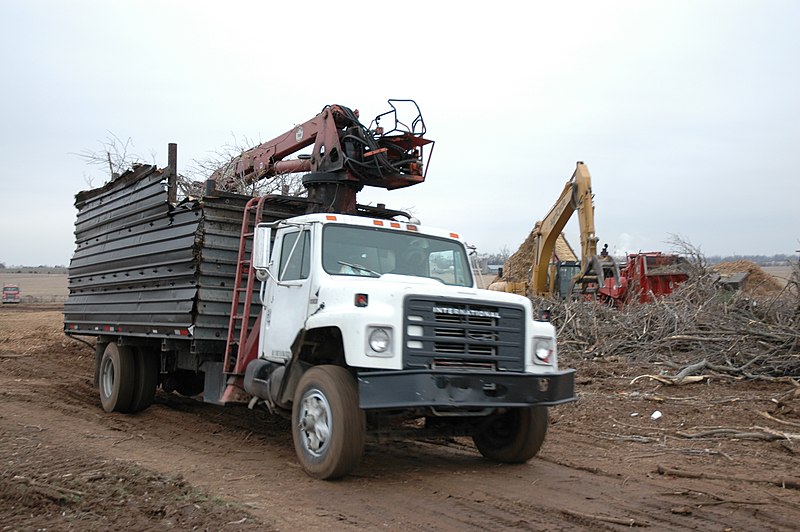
[1,305,798,531]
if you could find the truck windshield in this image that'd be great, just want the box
[322,224,474,287]
[3,286,19,293]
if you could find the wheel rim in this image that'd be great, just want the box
[298,389,332,457]
[483,410,518,446]
[100,356,115,399]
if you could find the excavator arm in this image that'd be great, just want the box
[494,161,634,303]
[531,162,598,295]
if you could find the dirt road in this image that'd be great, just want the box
[2,307,799,530]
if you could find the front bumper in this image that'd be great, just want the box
[357,369,576,410]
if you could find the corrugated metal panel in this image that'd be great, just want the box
[74,166,170,244]
[64,166,323,351]
[193,195,254,341]
[65,167,201,337]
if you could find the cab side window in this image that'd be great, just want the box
[279,230,310,281]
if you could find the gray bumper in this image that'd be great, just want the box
[357,369,576,410]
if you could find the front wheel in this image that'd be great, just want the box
[292,365,365,480]
[472,406,548,463]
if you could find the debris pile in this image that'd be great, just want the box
[546,267,800,379]
[712,260,784,297]
[501,231,576,282]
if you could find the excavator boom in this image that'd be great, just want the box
[531,162,598,295]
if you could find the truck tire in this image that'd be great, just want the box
[292,365,365,480]
[472,406,548,463]
[129,348,159,413]
[99,343,135,413]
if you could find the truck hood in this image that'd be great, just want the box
[325,273,533,309]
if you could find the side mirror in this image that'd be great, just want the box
[253,225,272,270]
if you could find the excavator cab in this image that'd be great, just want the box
[554,261,581,300]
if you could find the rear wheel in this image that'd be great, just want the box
[292,365,365,480]
[129,348,159,413]
[99,343,135,413]
[472,407,548,463]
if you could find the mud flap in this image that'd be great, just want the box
[202,361,226,404]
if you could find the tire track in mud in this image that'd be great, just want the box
[4,385,799,531]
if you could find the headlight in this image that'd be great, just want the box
[367,327,392,356]
[532,337,554,365]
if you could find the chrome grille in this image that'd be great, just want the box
[403,297,526,372]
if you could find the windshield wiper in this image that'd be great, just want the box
[337,261,380,277]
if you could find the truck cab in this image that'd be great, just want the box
[247,213,575,478]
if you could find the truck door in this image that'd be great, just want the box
[261,228,313,362]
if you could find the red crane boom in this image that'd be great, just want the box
[210,100,434,214]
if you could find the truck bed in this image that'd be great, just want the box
[64,165,263,348]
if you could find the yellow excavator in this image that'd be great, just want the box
[489,161,622,299]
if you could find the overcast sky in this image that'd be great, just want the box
[1,1,798,266]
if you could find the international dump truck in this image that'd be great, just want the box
[64,101,576,479]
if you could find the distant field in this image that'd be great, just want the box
[0,272,68,303]
[762,265,794,288]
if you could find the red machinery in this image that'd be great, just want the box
[620,252,690,303]
[595,252,689,305]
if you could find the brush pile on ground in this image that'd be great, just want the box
[711,260,783,297]
[544,261,800,380]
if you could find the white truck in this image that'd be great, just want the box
[64,101,575,479]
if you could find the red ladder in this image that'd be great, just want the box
[223,196,269,382]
